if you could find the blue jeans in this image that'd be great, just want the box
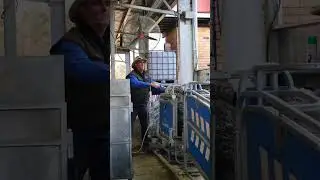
[68,129,110,180]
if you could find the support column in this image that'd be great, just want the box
[178,0,195,84]
[192,0,198,76]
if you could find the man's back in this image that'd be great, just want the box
[50,25,110,129]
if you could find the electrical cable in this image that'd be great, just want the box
[132,123,153,154]
[132,86,153,154]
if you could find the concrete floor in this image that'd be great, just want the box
[133,154,174,180]
[132,120,175,180]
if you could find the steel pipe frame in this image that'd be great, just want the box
[238,85,320,178]
[239,105,320,180]
[234,65,320,179]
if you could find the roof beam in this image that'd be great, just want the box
[147,0,177,33]
[148,14,166,33]
[146,0,163,17]
[162,0,172,10]
[116,0,136,39]
[146,0,177,17]
[116,3,176,15]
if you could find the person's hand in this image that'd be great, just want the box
[151,82,160,88]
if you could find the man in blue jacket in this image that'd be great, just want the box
[50,0,110,179]
[126,56,165,151]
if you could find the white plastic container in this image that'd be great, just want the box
[148,51,177,81]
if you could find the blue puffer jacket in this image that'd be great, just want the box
[52,41,109,83]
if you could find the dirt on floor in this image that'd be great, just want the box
[132,119,176,180]
[133,154,175,180]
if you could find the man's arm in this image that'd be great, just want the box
[52,41,109,83]
[151,86,165,95]
[127,74,151,88]
[145,76,165,94]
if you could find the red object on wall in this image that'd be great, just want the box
[198,0,210,13]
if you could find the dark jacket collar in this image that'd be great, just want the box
[76,23,109,51]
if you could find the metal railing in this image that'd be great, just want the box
[234,64,320,180]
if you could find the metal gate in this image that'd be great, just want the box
[184,84,211,179]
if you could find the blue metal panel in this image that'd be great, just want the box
[187,126,211,177]
[186,96,210,141]
[186,95,211,179]
[160,101,174,137]
[244,110,320,180]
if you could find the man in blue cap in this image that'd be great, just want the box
[50,0,110,179]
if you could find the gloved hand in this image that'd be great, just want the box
[151,82,160,88]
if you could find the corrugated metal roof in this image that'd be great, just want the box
[113,0,177,47]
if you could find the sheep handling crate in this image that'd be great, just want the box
[183,84,211,179]
[236,64,320,180]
